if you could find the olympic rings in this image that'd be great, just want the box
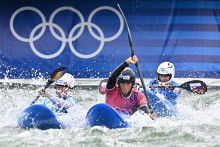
[30,22,66,59]
[9,6,124,59]
[10,7,47,42]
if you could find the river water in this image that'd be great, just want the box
[0,80,219,147]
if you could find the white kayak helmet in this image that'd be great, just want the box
[157,62,175,84]
[55,73,75,89]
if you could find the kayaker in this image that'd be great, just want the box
[106,55,156,120]
[38,73,77,113]
[144,62,181,105]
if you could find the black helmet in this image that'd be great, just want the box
[117,68,135,84]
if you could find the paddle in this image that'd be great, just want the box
[149,80,207,94]
[117,4,153,114]
[30,66,67,105]
[99,79,207,94]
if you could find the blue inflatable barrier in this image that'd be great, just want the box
[147,90,178,118]
[18,104,63,130]
[86,103,130,129]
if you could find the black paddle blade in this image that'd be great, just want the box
[45,66,67,89]
[180,80,207,94]
[98,79,108,95]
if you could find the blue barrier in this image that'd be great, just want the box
[1,0,220,79]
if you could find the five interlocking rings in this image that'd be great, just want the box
[10,6,124,59]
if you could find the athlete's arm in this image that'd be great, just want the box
[107,56,138,89]
[140,106,148,113]
[106,61,129,89]
[49,96,72,109]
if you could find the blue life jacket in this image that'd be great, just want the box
[145,79,180,105]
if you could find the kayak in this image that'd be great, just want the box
[18,104,63,130]
[86,103,130,129]
[147,90,178,117]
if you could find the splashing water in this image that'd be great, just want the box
[0,80,220,146]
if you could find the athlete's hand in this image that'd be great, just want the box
[149,112,157,120]
[126,55,139,65]
[165,83,174,90]
[38,88,52,98]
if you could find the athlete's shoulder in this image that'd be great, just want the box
[133,89,145,96]
[106,85,119,93]
[149,78,158,85]
[171,80,179,86]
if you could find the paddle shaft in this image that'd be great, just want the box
[149,80,207,94]
[30,66,67,105]
[135,63,153,112]
[99,79,207,94]
[30,88,46,105]
[149,85,181,89]
[117,4,153,113]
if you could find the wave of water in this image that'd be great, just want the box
[0,82,220,147]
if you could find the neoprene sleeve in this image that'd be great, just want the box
[106,61,129,89]
[140,106,149,113]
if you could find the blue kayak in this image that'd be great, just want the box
[18,104,63,130]
[86,103,130,129]
[147,90,178,117]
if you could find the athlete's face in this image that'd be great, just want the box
[119,82,133,94]
[55,85,69,98]
[158,74,171,83]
